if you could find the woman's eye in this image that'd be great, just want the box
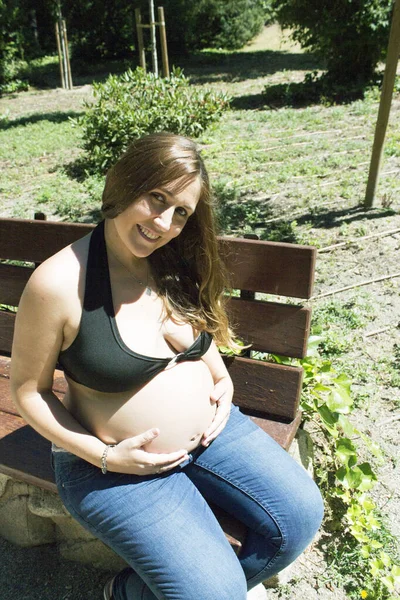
[175,207,188,218]
[151,192,164,203]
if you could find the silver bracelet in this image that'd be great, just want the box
[101,444,116,474]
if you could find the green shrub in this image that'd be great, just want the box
[272,0,393,91]
[78,67,230,173]
[0,43,29,95]
[161,0,267,52]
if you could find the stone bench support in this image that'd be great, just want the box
[0,429,315,599]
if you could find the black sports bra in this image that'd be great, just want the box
[58,221,212,392]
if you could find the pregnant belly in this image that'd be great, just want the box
[67,360,216,453]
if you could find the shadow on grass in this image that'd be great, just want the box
[0,110,84,130]
[60,156,96,182]
[70,57,136,86]
[56,206,103,224]
[236,206,398,242]
[16,56,135,90]
[176,49,322,84]
[294,206,397,229]
[231,80,371,111]
[14,49,321,91]
[81,207,103,223]
[230,93,268,110]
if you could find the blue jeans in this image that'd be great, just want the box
[53,405,323,600]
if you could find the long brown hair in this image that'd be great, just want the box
[101,132,236,349]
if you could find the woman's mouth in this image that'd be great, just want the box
[137,225,161,242]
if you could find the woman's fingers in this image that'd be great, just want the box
[141,448,189,474]
[201,404,230,446]
[109,430,189,474]
[133,427,160,447]
[155,454,190,473]
[202,376,233,447]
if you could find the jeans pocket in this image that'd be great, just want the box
[56,457,100,490]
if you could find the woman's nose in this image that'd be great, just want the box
[154,207,174,232]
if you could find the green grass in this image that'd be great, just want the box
[0,114,104,220]
[1,50,399,228]
[1,30,400,599]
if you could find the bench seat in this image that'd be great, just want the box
[0,216,316,553]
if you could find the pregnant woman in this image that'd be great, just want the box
[11,133,323,600]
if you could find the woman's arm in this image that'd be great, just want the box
[11,258,188,475]
[200,341,234,446]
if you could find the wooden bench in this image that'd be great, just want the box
[0,216,316,552]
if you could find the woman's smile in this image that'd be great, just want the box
[137,224,161,242]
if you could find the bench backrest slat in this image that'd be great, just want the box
[227,357,303,420]
[0,292,311,360]
[219,238,315,298]
[0,311,15,356]
[0,219,93,262]
[0,219,315,298]
[0,217,316,422]
[0,264,32,306]
[227,297,311,358]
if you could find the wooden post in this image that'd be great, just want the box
[364,0,400,208]
[241,233,259,358]
[62,19,73,89]
[55,22,66,88]
[58,14,69,90]
[149,0,158,76]
[135,8,146,71]
[34,212,47,269]
[158,7,169,78]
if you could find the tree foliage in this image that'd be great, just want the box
[0,0,56,61]
[272,0,393,87]
[0,0,58,88]
[1,0,268,69]
[62,0,136,60]
[153,0,266,52]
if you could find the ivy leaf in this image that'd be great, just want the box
[350,525,370,543]
[337,466,364,489]
[313,384,331,392]
[359,432,384,462]
[380,552,392,568]
[381,575,395,591]
[270,353,293,365]
[306,335,324,356]
[370,558,384,577]
[320,361,333,373]
[327,388,352,414]
[358,463,377,492]
[359,494,376,512]
[333,487,351,503]
[391,565,400,589]
[336,438,357,466]
[360,545,371,558]
[337,414,356,436]
[317,404,339,436]
[335,373,352,392]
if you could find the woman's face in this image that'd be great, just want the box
[113,177,202,258]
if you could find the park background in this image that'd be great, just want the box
[0,1,399,599]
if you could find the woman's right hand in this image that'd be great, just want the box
[106,428,189,475]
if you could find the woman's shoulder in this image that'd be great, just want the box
[25,232,92,302]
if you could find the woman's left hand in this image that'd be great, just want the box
[202,376,233,447]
